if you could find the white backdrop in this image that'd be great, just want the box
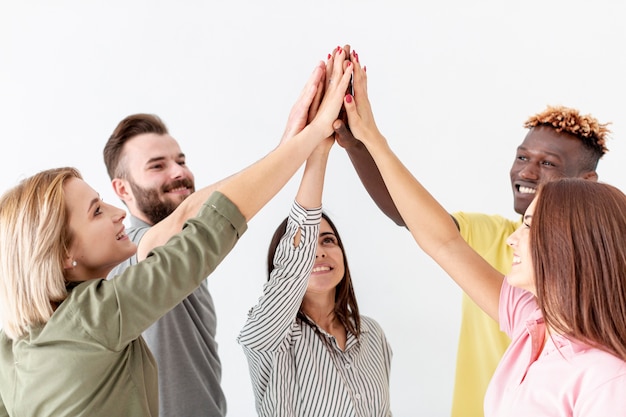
[2,1,626,416]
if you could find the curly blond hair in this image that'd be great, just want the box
[524,105,610,157]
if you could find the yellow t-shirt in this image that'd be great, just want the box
[450,212,521,417]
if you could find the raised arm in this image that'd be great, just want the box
[333,45,405,227]
[136,53,353,261]
[334,120,404,226]
[342,51,503,320]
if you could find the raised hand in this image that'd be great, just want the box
[308,46,353,139]
[341,50,384,147]
[278,61,326,146]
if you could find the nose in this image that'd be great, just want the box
[506,228,519,247]
[108,203,126,223]
[316,247,326,258]
[169,163,186,179]
[518,163,539,180]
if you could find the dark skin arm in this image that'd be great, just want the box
[334,45,461,230]
[333,44,404,226]
[334,118,405,226]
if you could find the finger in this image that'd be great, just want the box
[301,61,325,103]
[333,119,357,149]
[280,62,325,144]
[343,94,358,126]
[308,73,325,123]
[328,46,346,89]
[350,51,367,97]
[342,44,352,72]
[325,51,334,90]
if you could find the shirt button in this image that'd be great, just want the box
[355,393,361,400]
[345,363,351,369]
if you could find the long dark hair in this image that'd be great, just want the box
[532,178,626,360]
[267,212,361,337]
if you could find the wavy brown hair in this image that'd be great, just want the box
[532,179,626,360]
[267,213,361,337]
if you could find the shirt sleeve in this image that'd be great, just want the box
[0,391,7,417]
[238,200,321,353]
[67,191,247,350]
[499,278,540,337]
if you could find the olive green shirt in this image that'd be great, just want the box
[0,192,246,417]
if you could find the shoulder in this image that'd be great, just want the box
[452,212,521,251]
[360,315,387,337]
[125,225,150,244]
[452,211,520,232]
[570,349,626,412]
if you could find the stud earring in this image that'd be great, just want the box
[72,261,77,268]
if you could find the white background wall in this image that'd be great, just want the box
[2,1,626,416]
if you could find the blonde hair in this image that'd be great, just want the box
[524,105,610,157]
[0,167,81,339]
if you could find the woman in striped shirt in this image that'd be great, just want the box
[238,47,392,417]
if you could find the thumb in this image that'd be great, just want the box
[343,94,358,124]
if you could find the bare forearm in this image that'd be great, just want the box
[296,148,330,210]
[218,124,325,221]
[345,140,405,227]
[364,137,502,320]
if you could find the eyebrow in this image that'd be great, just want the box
[145,153,186,165]
[523,214,533,222]
[87,197,100,213]
[320,232,336,237]
[517,146,562,160]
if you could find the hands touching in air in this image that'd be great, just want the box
[279,46,353,148]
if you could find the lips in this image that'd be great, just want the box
[164,179,194,194]
[312,265,332,273]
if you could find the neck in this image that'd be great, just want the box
[301,292,337,331]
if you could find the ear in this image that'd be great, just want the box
[581,171,599,182]
[62,255,74,270]
[112,178,132,202]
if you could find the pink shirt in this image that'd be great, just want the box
[484,279,626,416]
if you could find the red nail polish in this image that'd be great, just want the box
[347,62,352,67]
[345,95,353,103]
[328,53,331,59]
[363,65,367,72]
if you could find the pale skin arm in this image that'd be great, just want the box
[343,52,503,320]
[135,54,353,261]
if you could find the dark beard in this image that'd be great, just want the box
[129,178,194,225]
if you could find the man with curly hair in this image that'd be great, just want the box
[333,105,611,417]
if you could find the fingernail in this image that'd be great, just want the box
[328,53,331,59]
[345,95,353,103]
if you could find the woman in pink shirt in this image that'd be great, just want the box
[342,49,626,416]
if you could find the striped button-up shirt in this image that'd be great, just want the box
[238,202,393,417]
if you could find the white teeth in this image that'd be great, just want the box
[512,256,520,264]
[312,266,331,273]
[116,232,126,240]
[169,187,187,192]
[519,186,536,194]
